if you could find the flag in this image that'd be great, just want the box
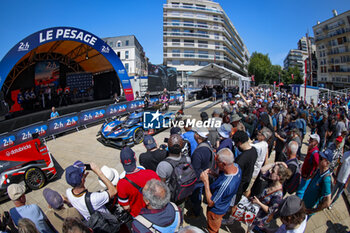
[251,75,255,82]
[291,74,294,80]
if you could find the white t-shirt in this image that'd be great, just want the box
[66,188,110,220]
[251,141,268,178]
[275,216,307,233]
[337,151,350,184]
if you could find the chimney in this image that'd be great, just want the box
[332,9,338,17]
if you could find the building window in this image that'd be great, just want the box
[172,49,180,57]
[184,29,194,36]
[184,39,194,46]
[172,39,180,45]
[184,50,195,57]
[197,30,208,38]
[125,51,129,59]
[172,60,181,65]
[117,52,121,57]
[184,60,195,65]
[197,21,207,28]
[198,50,208,58]
[199,61,209,66]
[171,29,180,36]
[169,10,180,16]
[172,19,180,26]
[184,20,193,26]
[125,63,129,72]
[182,3,193,8]
[198,40,208,48]
[117,41,122,47]
[197,13,207,19]
[126,40,129,46]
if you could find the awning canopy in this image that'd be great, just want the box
[190,63,250,82]
[16,40,113,74]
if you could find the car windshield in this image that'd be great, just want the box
[124,118,138,126]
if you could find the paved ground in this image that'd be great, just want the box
[1,100,349,232]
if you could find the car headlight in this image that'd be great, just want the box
[0,175,6,185]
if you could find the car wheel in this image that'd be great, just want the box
[133,128,144,144]
[24,167,46,190]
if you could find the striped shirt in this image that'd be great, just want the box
[209,164,241,215]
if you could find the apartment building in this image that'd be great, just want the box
[313,10,350,90]
[163,0,250,86]
[103,35,148,78]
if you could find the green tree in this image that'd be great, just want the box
[269,65,283,84]
[283,66,303,85]
[248,52,272,85]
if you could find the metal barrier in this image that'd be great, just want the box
[0,94,182,151]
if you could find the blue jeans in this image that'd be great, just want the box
[296,177,311,199]
[331,181,345,204]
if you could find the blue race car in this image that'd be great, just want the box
[97,111,175,148]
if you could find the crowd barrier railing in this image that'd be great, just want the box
[0,94,182,151]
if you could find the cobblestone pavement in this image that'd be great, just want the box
[0,100,349,232]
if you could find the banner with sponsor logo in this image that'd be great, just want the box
[0,100,145,150]
[0,27,134,101]
[48,114,79,135]
[0,134,16,151]
[15,123,49,145]
[79,108,106,126]
[105,103,128,118]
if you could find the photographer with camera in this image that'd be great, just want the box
[65,160,117,220]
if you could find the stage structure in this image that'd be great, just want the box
[0,27,135,105]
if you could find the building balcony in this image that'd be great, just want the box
[164,52,222,60]
[327,49,350,56]
[327,69,350,75]
[163,21,223,32]
[164,53,242,71]
[163,13,226,24]
[163,41,225,50]
[163,31,224,41]
[163,3,223,15]
[315,27,350,42]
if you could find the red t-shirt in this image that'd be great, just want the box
[301,146,320,178]
[117,169,160,217]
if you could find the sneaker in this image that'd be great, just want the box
[328,204,333,210]
[221,216,235,226]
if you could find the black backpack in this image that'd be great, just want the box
[84,192,121,233]
[165,156,197,203]
[284,159,301,194]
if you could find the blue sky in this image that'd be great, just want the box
[0,0,349,66]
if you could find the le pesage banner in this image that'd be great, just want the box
[0,100,144,150]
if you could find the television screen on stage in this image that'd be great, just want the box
[35,61,60,86]
[148,64,177,92]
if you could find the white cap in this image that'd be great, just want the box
[309,134,320,144]
[193,126,209,138]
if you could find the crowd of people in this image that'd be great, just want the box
[1,86,350,233]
